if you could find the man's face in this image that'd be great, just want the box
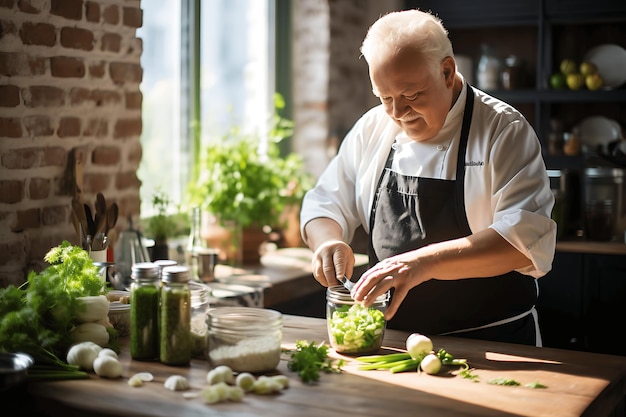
[370,47,455,142]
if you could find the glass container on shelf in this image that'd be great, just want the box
[477,44,501,91]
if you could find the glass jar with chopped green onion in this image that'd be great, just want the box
[326,286,389,354]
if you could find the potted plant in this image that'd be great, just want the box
[186,94,313,264]
[144,187,179,261]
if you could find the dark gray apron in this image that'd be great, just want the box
[368,86,538,345]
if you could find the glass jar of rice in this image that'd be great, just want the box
[205,307,282,373]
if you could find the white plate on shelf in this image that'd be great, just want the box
[583,44,626,90]
[576,115,623,154]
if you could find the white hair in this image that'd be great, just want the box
[360,9,454,77]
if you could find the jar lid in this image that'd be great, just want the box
[161,265,190,283]
[326,285,390,305]
[154,259,177,269]
[131,262,160,279]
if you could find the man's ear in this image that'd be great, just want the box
[442,56,456,86]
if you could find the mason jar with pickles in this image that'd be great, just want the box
[159,265,191,366]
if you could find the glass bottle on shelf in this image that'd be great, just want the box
[186,207,204,281]
[477,44,501,91]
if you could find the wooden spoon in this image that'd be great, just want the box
[106,203,119,236]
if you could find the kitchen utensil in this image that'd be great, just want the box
[583,44,626,90]
[72,197,88,240]
[106,203,119,235]
[84,203,96,237]
[114,216,151,285]
[95,193,107,234]
[338,275,355,292]
[0,352,34,391]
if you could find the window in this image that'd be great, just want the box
[137,0,275,216]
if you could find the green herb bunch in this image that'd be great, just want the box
[187,94,314,229]
[0,241,104,378]
[286,340,344,383]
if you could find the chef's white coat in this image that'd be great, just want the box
[300,81,557,278]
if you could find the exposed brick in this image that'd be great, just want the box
[68,87,91,105]
[102,4,119,25]
[57,117,80,137]
[83,118,108,137]
[13,208,40,231]
[0,238,25,269]
[101,32,121,52]
[0,52,46,76]
[0,84,20,107]
[88,61,105,78]
[92,145,120,165]
[0,19,17,37]
[115,171,141,191]
[19,22,56,46]
[23,115,54,137]
[122,6,141,28]
[42,205,66,226]
[29,177,50,199]
[125,91,141,109]
[92,89,121,107]
[113,118,141,139]
[127,141,142,165]
[50,0,82,21]
[85,1,99,22]
[0,180,24,203]
[2,148,38,169]
[41,146,66,167]
[109,62,142,85]
[17,0,42,14]
[84,173,110,193]
[0,1,16,10]
[50,56,85,78]
[24,85,65,107]
[0,117,22,137]
[60,26,94,50]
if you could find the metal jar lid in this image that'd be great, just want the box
[161,265,190,283]
[131,262,160,280]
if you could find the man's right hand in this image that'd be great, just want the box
[312,240,355,287]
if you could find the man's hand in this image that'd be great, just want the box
[312,240,355,287]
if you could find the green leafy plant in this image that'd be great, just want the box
[186,94,314,229]
[0,241,109,380]
[145,187,179,242]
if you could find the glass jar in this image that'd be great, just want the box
[501,55,524,90]
[206,307,282,373]
[476,44,500,91]
[189,281,211,357]
[326,285,390,355]
[130,262,161,361]
[160,265,191,366]
[585,200,615,241]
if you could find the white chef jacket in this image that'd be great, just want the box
[300,80,557,278]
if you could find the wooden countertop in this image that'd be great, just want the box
[14,315,626,417]
[556,240,626,255]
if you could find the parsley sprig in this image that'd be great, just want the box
[286,340,344,383]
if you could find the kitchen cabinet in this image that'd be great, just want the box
[404,0,626,149]
[405,1,626,233]
[536,250,626,356]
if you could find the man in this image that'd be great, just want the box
[300,9,556,346]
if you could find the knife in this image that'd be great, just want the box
[338,275,355,292]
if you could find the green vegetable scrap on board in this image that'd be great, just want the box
[286,340,344,383]
[328,303,386,353]
[0,241,114,380]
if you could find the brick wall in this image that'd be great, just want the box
[292,0,400,178]
[0,0,143,286]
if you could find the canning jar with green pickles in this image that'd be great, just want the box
[160,265,191,366]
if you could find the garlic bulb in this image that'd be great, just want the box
[164,375,189,391]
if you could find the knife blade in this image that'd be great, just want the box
[338,275,355,292]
